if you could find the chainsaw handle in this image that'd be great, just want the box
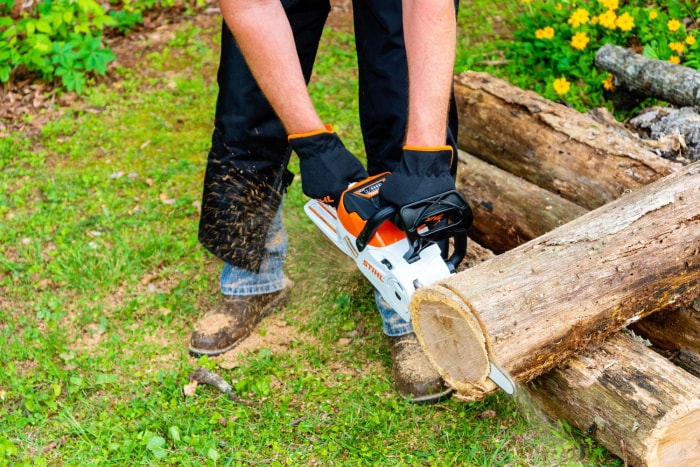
[447,232,467,272]
[355,192,471,272]
[355,205,398,252]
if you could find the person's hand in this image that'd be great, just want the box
[289,125,368,206]
[379,146,455,208]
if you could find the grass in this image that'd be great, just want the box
[0,7,623,467]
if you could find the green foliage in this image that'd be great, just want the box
[0,0,207,92]
[0,0,118,91]
[494,0,699,111]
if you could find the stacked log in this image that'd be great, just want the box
[453,71,679,210]
[456,151,587,254]
[527,332,700,467]
[595,43,700,108]
[413,159,700,394]
[412,71,700,465]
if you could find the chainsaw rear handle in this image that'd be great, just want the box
[356,190,473,270]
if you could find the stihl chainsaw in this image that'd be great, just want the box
[304,173,515,394]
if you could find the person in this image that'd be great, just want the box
[189,0,461,403]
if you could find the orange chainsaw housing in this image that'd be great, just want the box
[336,173,405,248]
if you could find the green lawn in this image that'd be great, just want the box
[0,8,622,467]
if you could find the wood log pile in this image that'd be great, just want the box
[412,70,700,466]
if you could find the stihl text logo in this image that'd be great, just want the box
[362,259,384,282]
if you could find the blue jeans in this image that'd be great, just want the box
[220,207,289,296]
[220,205,413,337]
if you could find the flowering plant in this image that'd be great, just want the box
[502,0,699,111]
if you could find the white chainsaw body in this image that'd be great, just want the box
[304,198,451,322]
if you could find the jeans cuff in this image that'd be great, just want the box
[375,290,414,337]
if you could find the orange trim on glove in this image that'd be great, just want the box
[288,124,334,141]
[402,145,453,152]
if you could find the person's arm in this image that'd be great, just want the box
[218,0,368,204]
[378,0,458,208]
[218,0,323,134]
[402,0,456,147]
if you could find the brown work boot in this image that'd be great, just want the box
[189,289,288,357]
[389,333,453,403]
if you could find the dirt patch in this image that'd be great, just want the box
[212,314,319,369]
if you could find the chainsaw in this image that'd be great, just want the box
[304,173,515,394]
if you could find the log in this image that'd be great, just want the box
[457,150,587,254]
[595,43,700,108]
[456,240,700,465]
[412,161,700,399]
[629,106,700,161]
[458,144,700,380]
[454,71,680,210]
[456,146,700,376]
[457,142,700,430]
[526,332,700,467]
[671,349,700,378]
[630,296,700,355]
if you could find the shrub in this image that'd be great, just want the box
[0,0,206,93]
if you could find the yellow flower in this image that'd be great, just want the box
[669,42,685,54]
[649,10,658,20]
[521,0,533,3]
[571,32,590,50]
[669,55,681,64]
[568,8,590,28]
[556,4,562,10]
[553,77,571,96]
[667,19,682,32]
[598,10,617,29]
[536,26,555,40]
[616,12,634,32]
[602,74,615,91]
[686,35,696,46]
[600,0,618,11]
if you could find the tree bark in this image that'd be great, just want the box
[412,161,700,400]
[526,332,700,467]
[454,71,680,210]
[457,150,587,254]
[595,43,700,108]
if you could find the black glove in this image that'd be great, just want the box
[289,126,368,206]
[379,146,456,208]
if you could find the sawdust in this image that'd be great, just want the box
[391,334,445,389]
[193,307,234,335]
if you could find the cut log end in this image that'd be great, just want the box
[411,287,495,396]
[656,409,700,467]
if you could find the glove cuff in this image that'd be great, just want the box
[288,123,334,142]
[401,145,454,174]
